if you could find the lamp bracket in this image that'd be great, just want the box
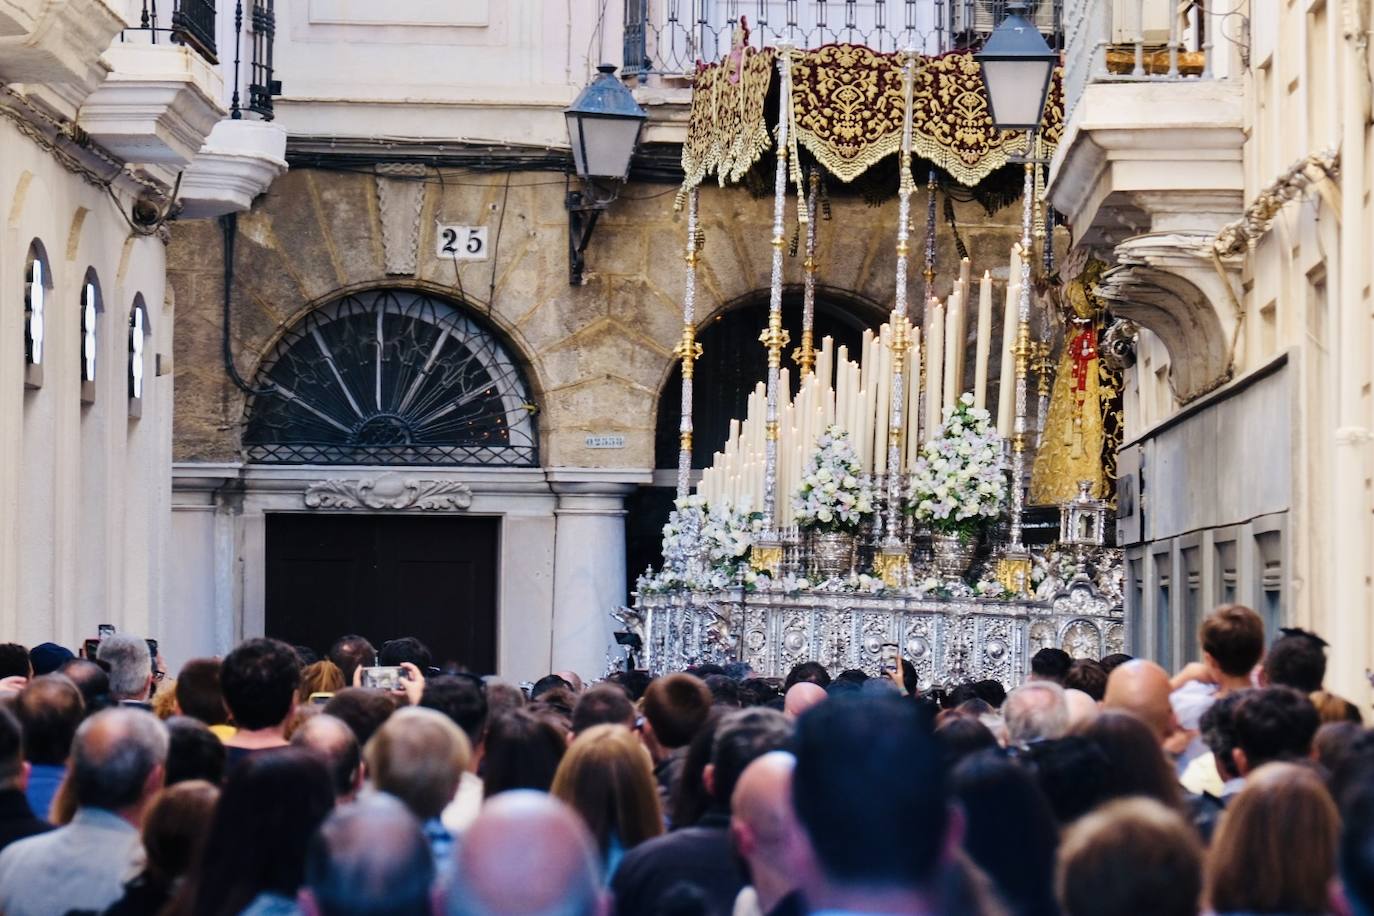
[566,178,619,286]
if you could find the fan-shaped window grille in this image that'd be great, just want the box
[243,290,537,466]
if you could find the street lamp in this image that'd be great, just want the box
[974,1,1057,131]
[564,64,647,285]
[977,2,1057,588]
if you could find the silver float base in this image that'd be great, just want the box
[625,581,1124,691]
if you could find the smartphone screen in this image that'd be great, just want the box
[360,666,404,691]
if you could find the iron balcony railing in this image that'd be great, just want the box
[128,0,218,62]
[623,0,1063,78]
[1061,0,1225,125]
[229,0,280,120]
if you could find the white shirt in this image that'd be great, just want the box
[441,770,484,834]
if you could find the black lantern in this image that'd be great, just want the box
[974,1,1058,131]
[564,64,647,284]
[565,64,647,180]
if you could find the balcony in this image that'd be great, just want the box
[0,0,128,117]
[178,0,285,218]
[1050,0,1242,244]
[623,0,1063,79]
[177,0,284,218]
[77,0,226,167]
[1046,0,1244,403]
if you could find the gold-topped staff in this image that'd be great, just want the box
[751,44,795,578]
[874,48,920,588]
[1031,340,1054,450]
[975,0,1058,594]
[793,169,821,376]
[673,187,705,501]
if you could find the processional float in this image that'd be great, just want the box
[615,36,1127,690]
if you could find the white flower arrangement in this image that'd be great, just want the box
[638,495,764,594]
[791,426,875,533]
[907,393,1007,540]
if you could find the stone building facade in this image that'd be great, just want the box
[166,163,1026,681]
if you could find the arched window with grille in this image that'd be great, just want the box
[80,270,101,406]
[128,295,150,418]
[243,289,538,466]
[23,241,50,390]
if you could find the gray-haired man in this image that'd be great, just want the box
[0,707,167,916]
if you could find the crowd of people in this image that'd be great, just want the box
[0,605,1371,915]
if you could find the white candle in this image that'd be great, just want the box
[944,288,963,409]
[817,337,834,402]
[997,289,1020,438]
[854,388,869,473]
[861,335,878,470]
[974,270,994,409]
[835,345,850,434]
[957,256,972,307]
[874,324,892,475]
[905,338,921,469]
[849,361,862,444]
[925,299,945,438]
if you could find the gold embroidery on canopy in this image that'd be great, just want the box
[677,47,1064,200]
[790,44,906,184]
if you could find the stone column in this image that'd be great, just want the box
[547,469,650,681]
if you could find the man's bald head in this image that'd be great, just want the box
[733,751,809,858]
[305,793,433,916]
[71,707,167,813]
[784,682,827,718]
[1064,688,1100,729]
[1103,660,1175,739]
[731,752,814,912]
[447,790,602,916]
[290,713,361,800]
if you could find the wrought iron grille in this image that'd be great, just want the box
[243,291,539,467]
[172,0,217,60]
[230,0,280,120]
[127,0,218,62]
[249,1,278,118]
[622,0,1062,78]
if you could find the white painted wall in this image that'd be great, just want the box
[0,117,173,650]
[272,0,623,144]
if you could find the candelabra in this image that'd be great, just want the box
[673,188,704,500]
[995,131,1038,595]
[1031,341,1054,449]
[750,45,794,579]
[874,49,919,590]
[794,169,820,376]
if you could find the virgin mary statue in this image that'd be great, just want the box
[1030,252,1123,506]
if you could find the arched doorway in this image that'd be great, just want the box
[244,289,538,673]
[627,291,885,589]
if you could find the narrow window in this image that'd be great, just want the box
[23,243,49,389]
[129,297,149,418]
[81,274,99,405]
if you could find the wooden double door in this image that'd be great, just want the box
[265,513,498,673]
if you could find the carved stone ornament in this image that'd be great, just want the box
[303,472,473,511]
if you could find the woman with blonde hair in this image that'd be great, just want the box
[295,660,345,706]
[1207,762,1339,915]
[551,723,663,877]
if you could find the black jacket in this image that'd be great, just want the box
[611,809,745,916]
[0,787,52,854]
